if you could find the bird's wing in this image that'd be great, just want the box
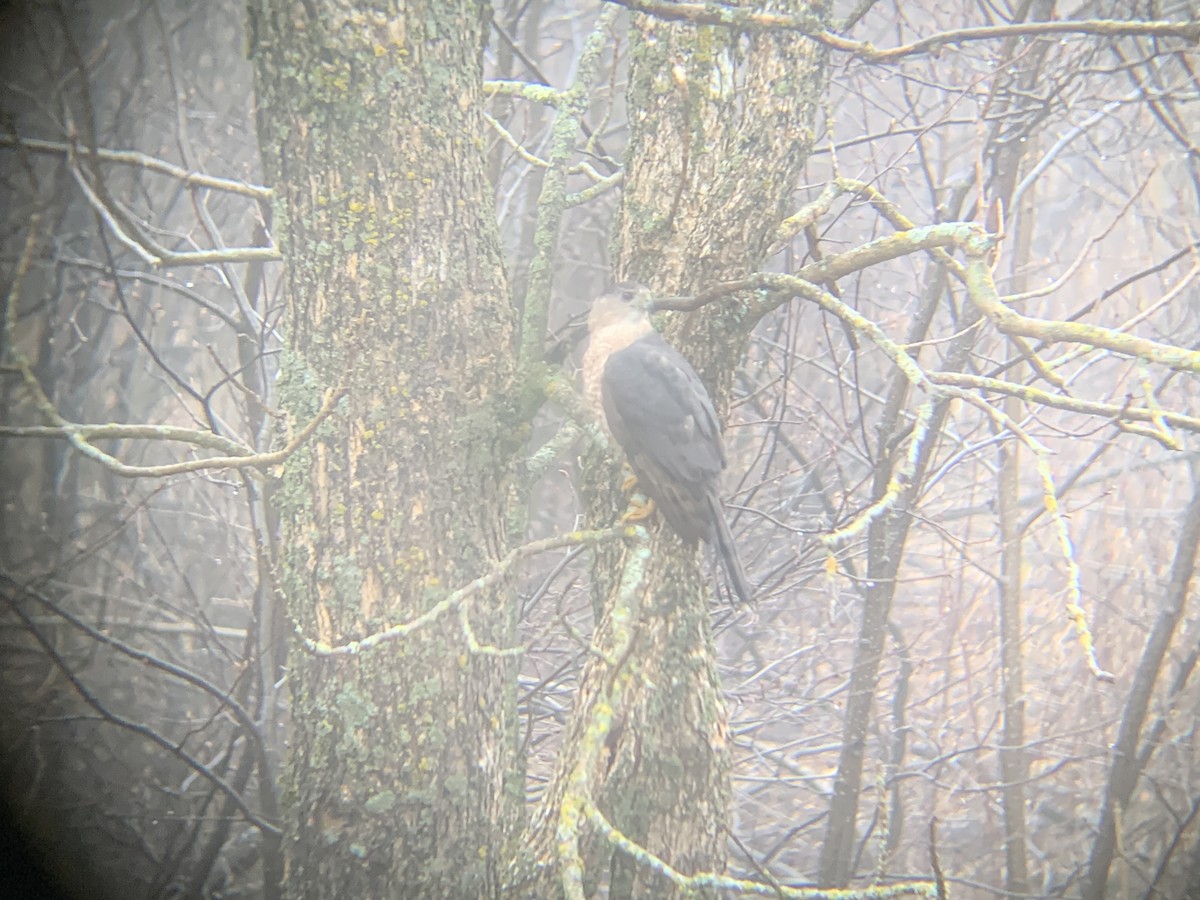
[599,329,750,593]
[601,332,725,484]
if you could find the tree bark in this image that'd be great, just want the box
[251,3,520,896]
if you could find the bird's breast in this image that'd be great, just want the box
[581,322,653,423]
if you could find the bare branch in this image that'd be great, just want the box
[604,1,1200,62]
[0,132,274,200]
[1,588,280,837]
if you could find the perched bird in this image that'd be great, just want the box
[582,281,753,604]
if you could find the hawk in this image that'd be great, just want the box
[582,282,753,604]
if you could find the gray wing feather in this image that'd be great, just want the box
[601,334,726,543]
[601,334,725,484]
[599,332,754,601]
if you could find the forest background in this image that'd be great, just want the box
[3,1,1200,898]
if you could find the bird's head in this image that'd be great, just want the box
[587,281,655,333]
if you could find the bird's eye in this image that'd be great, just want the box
[620,290,635,302]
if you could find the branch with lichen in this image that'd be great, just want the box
[583,800,936,897]
[780,179,1193,388]
[483,79,567,106]
[296,526,629,658]
[948,385,1115,681]
[515,5,622,376]
[797,222,986,287]
[819,186,1058,405]
[775,178,930,252]
[821,400,935,554]
[556,537,649,900]
[673,215,983,322]
[484,112,624,204]
[483,112,553,168]
[1031,452,1114,681]
[734,268,1113,681]
[604,1,1199,63]
[928,372,1198,444]
[965,257,1200,374]
[0,422,258,459]
[8,360,344,479]
[565,169,625,207]
[751,272,941,391]
[548,532,939,896]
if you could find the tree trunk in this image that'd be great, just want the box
[250,2,520,896]
[516,6,829,896]
[980,7,1060,887]
[1082,461,1200,899]
[818,267,982,887]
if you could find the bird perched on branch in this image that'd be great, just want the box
[582,281,753,604]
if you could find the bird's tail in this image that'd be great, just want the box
[709,496,753,604]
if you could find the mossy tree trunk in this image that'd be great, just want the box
[250,2,521,896]
[515,7,828,897]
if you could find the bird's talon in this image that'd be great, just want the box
[621,497,655,523]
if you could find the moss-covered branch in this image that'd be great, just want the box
[965,257,1200,374]
[516,6,622,376]
[295,526,628,657]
